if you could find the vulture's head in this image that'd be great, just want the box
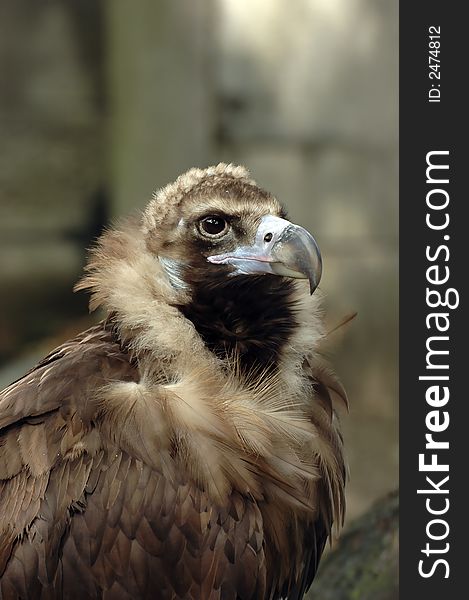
[142,164,321,298]
[80,163,326,374]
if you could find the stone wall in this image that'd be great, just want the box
[0,0,106,360]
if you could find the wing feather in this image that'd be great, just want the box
[0,325,137,587]
[282,357,347,599]
[1,324,270,598]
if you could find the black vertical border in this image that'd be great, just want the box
[400,3,466,597]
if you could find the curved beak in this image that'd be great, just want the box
[207,215,322,294]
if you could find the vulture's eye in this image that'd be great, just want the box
[198,216,228,238]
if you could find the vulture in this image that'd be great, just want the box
[0,164,347,599]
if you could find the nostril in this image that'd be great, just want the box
[264,232,273,243]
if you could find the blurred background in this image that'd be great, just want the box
[0,0,397,561]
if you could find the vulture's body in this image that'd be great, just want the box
[0,165,347,599]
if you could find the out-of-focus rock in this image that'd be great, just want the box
[307,490,399,599]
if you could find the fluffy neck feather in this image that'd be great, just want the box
[77,219,324,380]
[76,221,213,375]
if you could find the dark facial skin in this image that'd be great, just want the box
[170,215,298,375]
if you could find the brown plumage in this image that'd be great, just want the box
[0,164,347,599]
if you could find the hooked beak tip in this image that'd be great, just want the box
[271,223,322,293]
